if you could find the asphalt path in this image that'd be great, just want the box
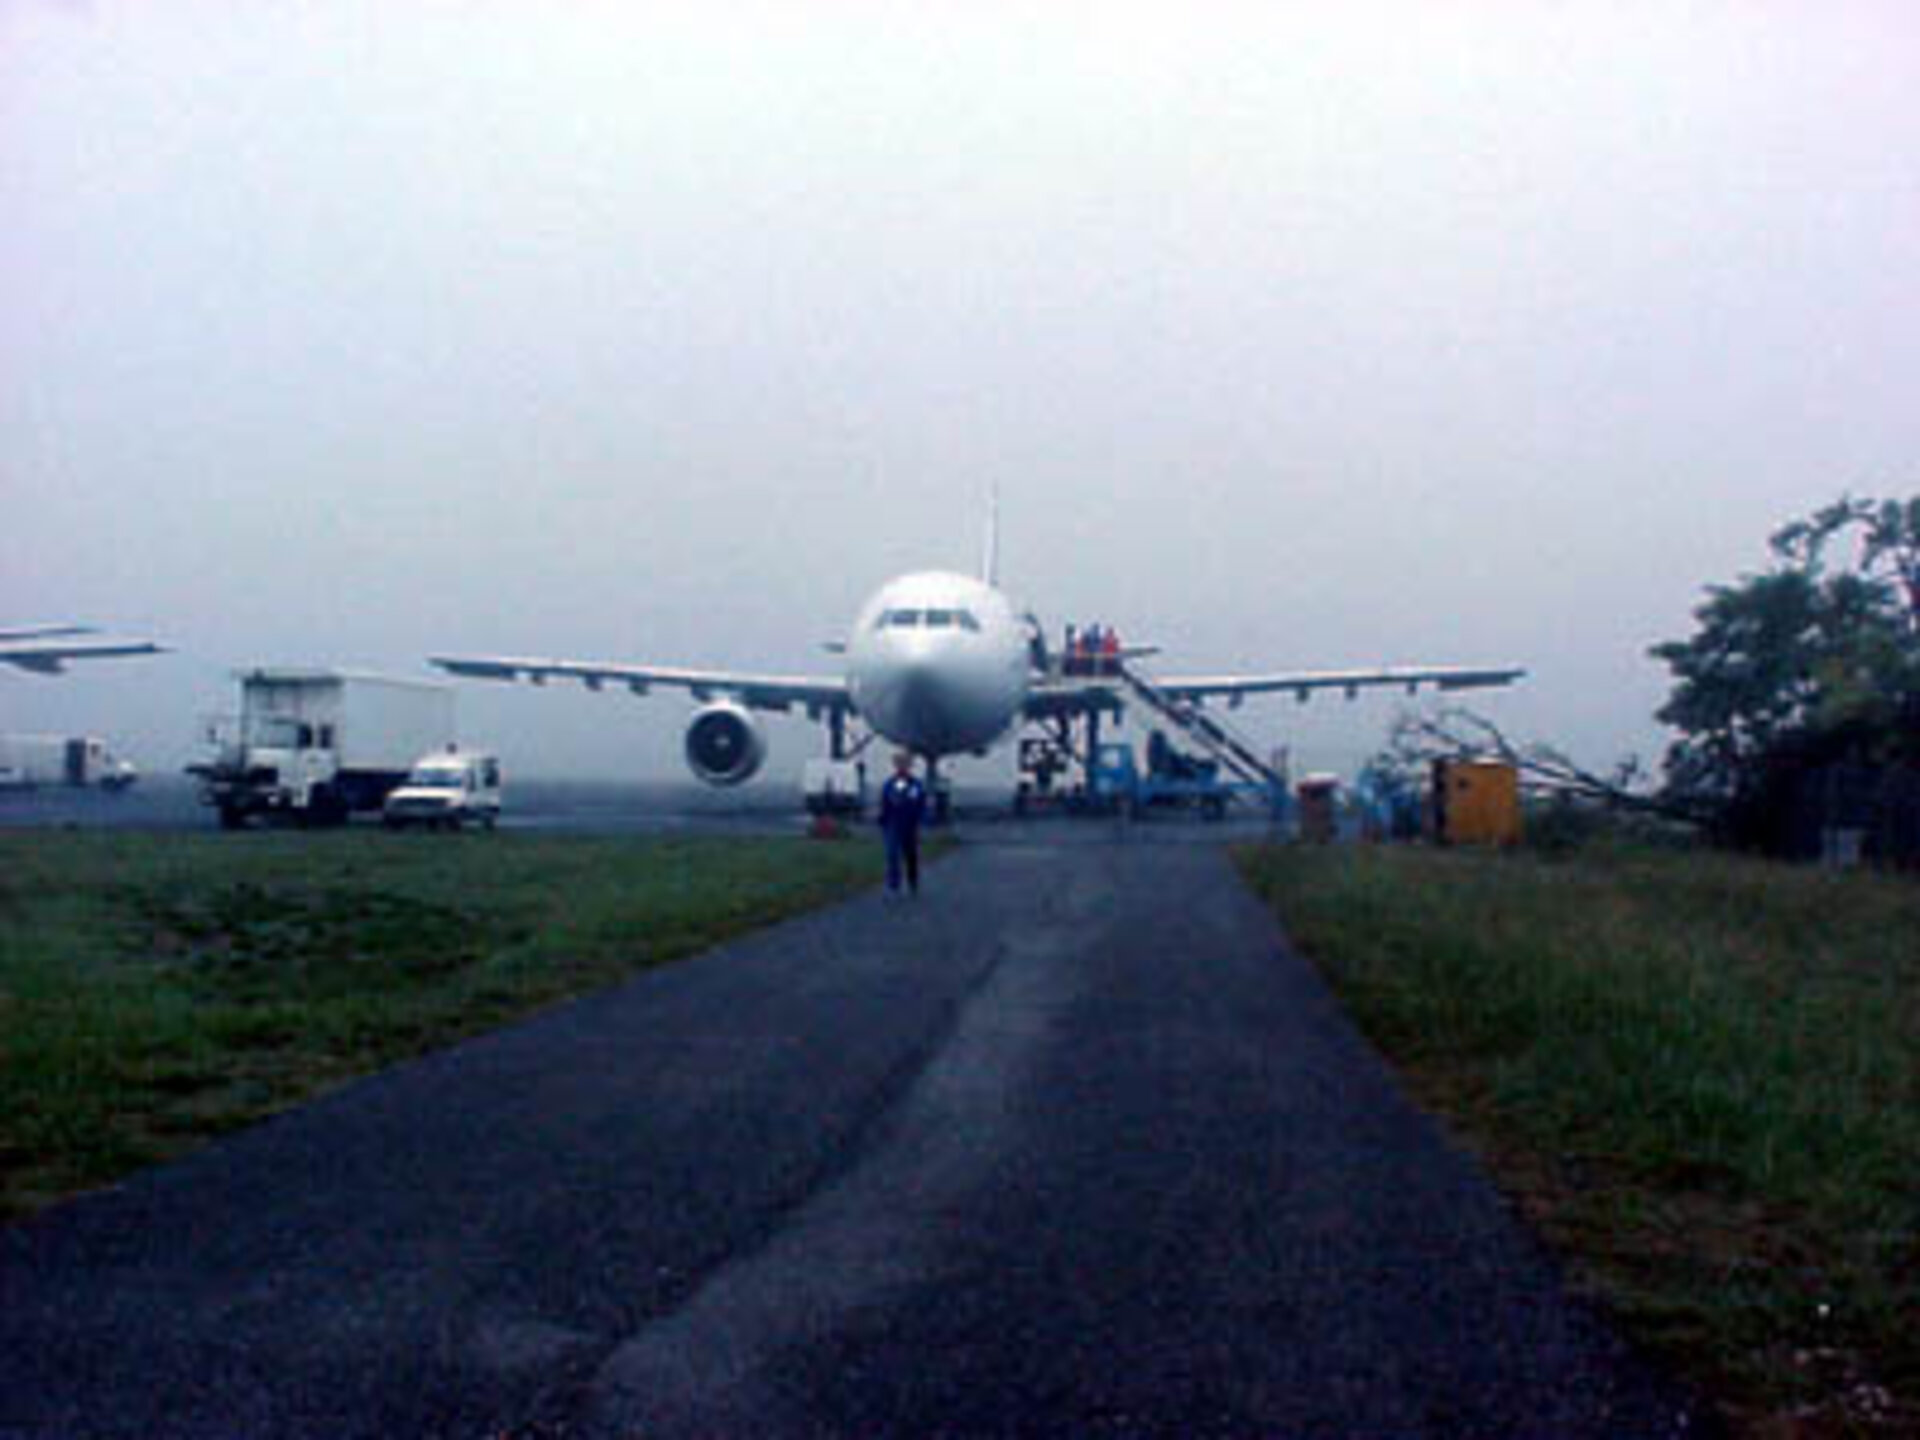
[0,835,1696,1437]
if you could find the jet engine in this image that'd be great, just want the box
[684,702,767,786]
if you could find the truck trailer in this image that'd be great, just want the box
[0,734,138,791]
[189,669,456,828]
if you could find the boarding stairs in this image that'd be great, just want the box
[1116,664,1287,793]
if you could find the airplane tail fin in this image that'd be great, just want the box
[981,481,1000,588]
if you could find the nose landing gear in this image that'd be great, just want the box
[925,755,953,826]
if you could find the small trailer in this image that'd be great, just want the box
[802,758,866,817]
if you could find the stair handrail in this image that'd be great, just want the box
[1115,664,1283,790]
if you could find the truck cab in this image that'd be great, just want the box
[383,749,503,830]
[194,712,346,826]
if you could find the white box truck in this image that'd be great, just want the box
[0,734,138,791]
[189,669,456,828]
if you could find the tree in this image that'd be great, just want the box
[1771,494,1920,630]
[1650,492,1920,832]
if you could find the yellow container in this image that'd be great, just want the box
[1431,759,1522,846]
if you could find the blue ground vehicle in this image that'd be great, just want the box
[1088,739,1287,821]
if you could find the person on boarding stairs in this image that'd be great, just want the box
[878,750,928,896]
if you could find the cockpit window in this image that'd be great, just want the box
[872,606,980,632]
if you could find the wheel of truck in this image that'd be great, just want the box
[307,788,350,827]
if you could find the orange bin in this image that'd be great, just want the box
[1430,758,1521,846]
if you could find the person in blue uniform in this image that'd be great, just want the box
[878,749,928,895]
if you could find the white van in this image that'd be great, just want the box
[382,749,502,830]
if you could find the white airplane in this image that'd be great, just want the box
[430,537,1524,799]
[1,625,166,675]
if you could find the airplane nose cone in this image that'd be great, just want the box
[894,650,991,753]
[894,660,947,733]
[851,622,1016,756]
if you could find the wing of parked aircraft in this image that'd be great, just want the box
[1156,664,1527,704]
[1024,663,1523,718]
[429,654,851,718]
[1,625,166,675]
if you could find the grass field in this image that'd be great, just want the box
[0,828,879,1222]
[1234,840,1920,1436]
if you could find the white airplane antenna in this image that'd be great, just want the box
[981,480,1001,588]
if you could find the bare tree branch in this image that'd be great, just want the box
[1387,706,1709,826]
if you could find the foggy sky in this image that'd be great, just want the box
[4,2,1917,784]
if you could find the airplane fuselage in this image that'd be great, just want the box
[844,570,1030,758]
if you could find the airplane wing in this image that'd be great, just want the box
[1,626,96,642]
[1155,665,1527,705]
[429,654,851,718]
[1,627,166,675]
[1024,664,1524,718]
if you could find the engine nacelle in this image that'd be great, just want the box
[684,702,767,786]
